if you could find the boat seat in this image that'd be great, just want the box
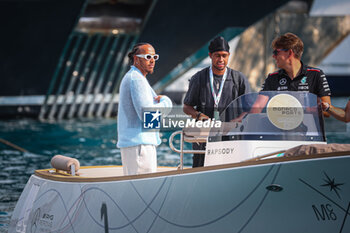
[284,143,350,157]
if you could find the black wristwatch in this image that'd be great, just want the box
[324,103,330,112]
[196,111,202,120]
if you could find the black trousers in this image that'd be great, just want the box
[192,142,206,167]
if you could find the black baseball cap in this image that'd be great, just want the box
[209,36,230,53]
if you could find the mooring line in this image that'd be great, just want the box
[0,138,27,152]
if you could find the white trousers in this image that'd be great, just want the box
[120,144,157,175]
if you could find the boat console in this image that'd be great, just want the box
[204,91,327,165]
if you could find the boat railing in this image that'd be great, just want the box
[169,129,207,170]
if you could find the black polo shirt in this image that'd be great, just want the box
[261,62,331,97]
[184,67,250,118]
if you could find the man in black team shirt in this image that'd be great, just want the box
[183,36,250,167]
[251,32,331,115]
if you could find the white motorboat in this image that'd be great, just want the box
[9,92,350,233]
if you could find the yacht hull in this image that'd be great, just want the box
[9,154,350,233]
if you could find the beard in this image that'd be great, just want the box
[147,68,154,74]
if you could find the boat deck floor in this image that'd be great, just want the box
[35,166,179,182]
[34,150,350,183]
[77,166,177,177]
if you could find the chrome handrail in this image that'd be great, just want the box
[169,130,206,170]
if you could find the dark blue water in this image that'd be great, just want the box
[0,98,349,232]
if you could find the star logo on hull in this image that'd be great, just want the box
[321,171,344,199]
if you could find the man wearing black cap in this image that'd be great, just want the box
[183,36,250,167]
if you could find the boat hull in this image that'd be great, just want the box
[9,154,350,233]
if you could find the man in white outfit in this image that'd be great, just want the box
[117,43,172,175]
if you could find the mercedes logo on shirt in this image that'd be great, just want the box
[279,78,287,85]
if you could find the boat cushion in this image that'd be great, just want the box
[284,144,350,157]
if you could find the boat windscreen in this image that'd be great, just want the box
[209,91,326,142]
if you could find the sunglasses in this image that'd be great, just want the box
[272,49,289,56]
[136,54,159,61]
